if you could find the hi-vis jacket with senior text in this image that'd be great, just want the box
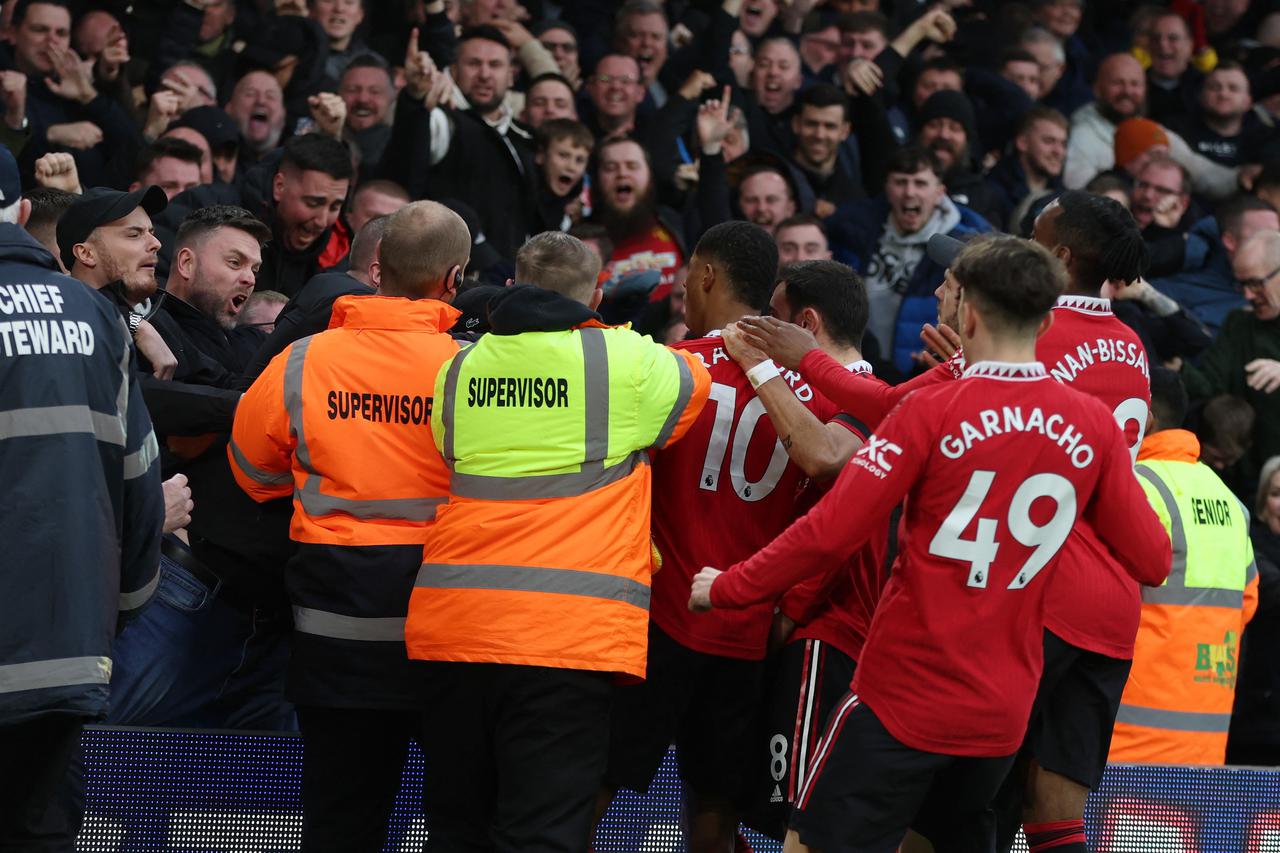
[229,295,460,708]
[1109,428,1259,765]
[0,224,162,724]
[405,285,711,679]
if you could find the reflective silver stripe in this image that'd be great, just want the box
[653,348,695,449]
[0,656,111,694]
[416,562,650,609]
[449,450,647,500]
[1246,557,1258,587]
[283,337,315,474]
[444,328,646,501]
[440,344,476,470]
[119,566,161,611]
[1114,703,1233,733]
[294,489,444,521]
[580,327,609,462]
[0,405,126,445]
[123,430,159,479]
[228,437,292,486]
[280,337,438,522]
[292,606,407,641]
[1136,465,1245,608]
[114,317,130,442]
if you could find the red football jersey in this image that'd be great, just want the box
[711,361,1171,756]
[1037,294,1153,658]
[784,368,889,663]
[605,223,685,303]
[650,335,859,660]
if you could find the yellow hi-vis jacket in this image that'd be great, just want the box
[404,285,711,679]
[1109,429,1259,765]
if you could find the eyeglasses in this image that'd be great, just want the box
[1235,264,1280,294]
[594,74,639,86]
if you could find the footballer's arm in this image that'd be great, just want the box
[721,325,863,480]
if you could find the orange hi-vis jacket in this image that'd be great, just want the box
[229,294,461,707]
[1109,429,1259,765]
[403,285,711,680]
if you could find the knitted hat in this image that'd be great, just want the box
[1113,118,1169,169]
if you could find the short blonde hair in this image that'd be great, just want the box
[515,231,602,304]
[378,201,471,298]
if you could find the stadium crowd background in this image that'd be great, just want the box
[3,0,1280,847]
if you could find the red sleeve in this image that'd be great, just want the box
[799,350,957,428]
[1083,417,1173,588]
[711,396,928,609]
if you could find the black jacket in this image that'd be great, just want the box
[382,94,538,263]
[1230,521,1280,755]
[0,225,162,724]
[147,288,293,608]
[240,271,373,389]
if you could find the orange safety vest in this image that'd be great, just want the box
[1108,429,1260,765]
[229,294,460,649]
[404,303,710,679]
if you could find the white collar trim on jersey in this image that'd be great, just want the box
[845,359,873,374]
[1056,294,1112,315]
[963,361,1049,381]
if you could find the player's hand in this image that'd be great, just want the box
[1246,358,1280,394]
[46,120,103,150]
[919,322,961,362]
[45,45,97,104]
[0,70,27,130]
[689,567,722,612]
[722,322,769,368]
[736,315,819,370]
[162,473,194,533]
[134,319,178,380]
[308,91,346,138]
[696,85,733,155]
[33,152,81,193]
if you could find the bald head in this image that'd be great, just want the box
[377,201,471,300]
[1095,53,1146,122]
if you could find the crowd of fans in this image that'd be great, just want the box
[4,0,1280,798]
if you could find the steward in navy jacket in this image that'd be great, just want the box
[0,224,163,724]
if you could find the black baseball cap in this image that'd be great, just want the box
[927,233,964,268]
[57,185,168,273]
[169,105,241,151]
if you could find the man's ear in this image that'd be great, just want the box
[799,306,822,333]
[175,246,197,280]
[1054,244,1072,269]
[17,197,31,228]
[272,171,285,203]
[71,241,95,269]
[699,261,716,293]
[589,285,604,311]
